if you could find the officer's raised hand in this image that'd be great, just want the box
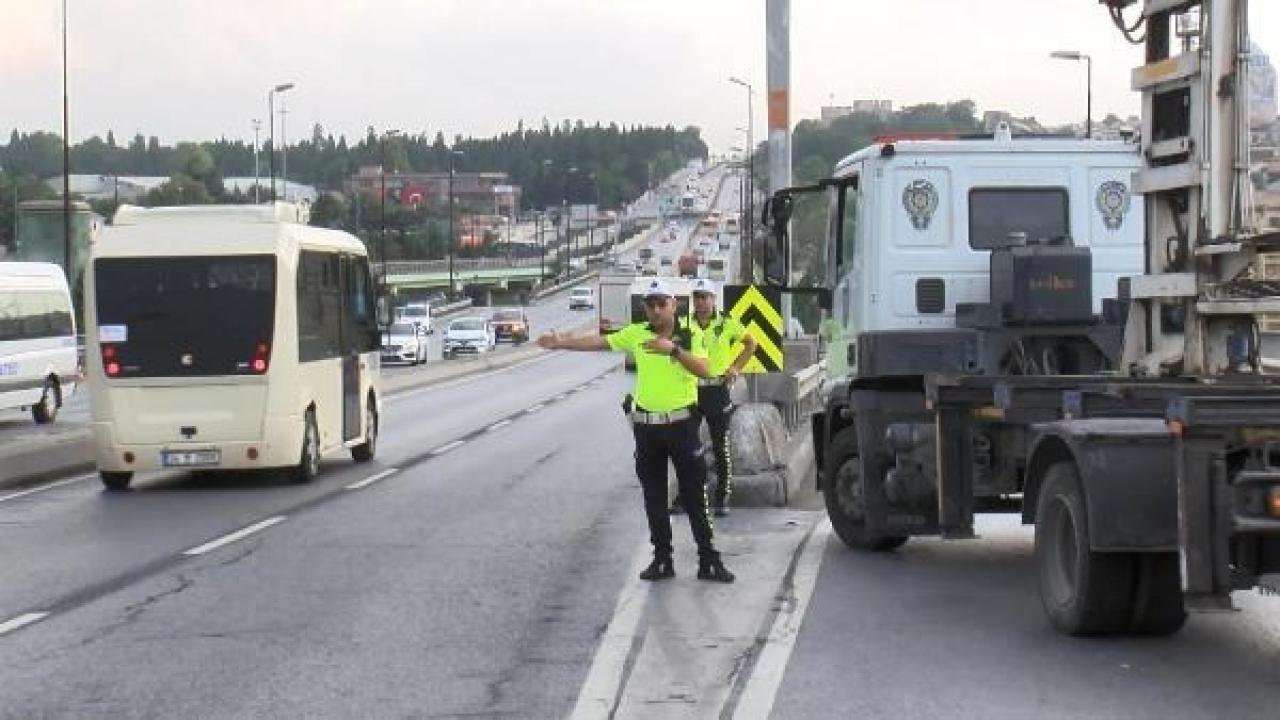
[642,336,676,355]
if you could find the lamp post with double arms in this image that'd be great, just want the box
[729,76,755,247]
[1050,50,1092,139]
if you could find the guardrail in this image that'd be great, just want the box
[749,339,826,433]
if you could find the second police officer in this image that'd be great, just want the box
[672,278,757,517]
[536,277,735,583]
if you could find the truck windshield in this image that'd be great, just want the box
[94,255,276,377]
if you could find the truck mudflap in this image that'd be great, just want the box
[1025,418,1178,552]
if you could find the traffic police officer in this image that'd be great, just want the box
[672,278,757,517]
[536,278,735,583]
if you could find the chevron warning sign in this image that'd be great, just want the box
[722,284,784,373]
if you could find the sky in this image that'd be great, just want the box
[2,1,1277,154]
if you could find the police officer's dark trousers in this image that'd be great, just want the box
[698,383,733,507]
[633,414,719,561]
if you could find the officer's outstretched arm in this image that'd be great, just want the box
[537,331,608,352]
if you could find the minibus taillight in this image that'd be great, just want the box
[102,344,121,377]
[251,342,270,374]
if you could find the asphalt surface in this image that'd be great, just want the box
[0,350,640,718]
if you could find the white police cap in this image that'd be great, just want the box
[691,278,717,296]
[643,278,674,298]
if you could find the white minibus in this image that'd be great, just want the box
[0,262,78,423]
[86,204,382,491]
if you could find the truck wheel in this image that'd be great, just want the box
[350,399,377,463]
[823,427,908,552]
[1035,462,1135,636]
[293,410,320,484]
[32,378,60,424]
[1129,552,1187,635]
[100,471,133,491]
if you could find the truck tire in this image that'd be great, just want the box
[1128,552,1187,636]
[823,427,908,552]
[1035,462,1135,636]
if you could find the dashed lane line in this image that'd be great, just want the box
[0,612,49,637]
[0,473,97,505]
[487,420,512,433]
[344,468,399,490]
[182,516,287,557]
[526,403,545,414]
[430,440,467,456]
[568,548,654,719]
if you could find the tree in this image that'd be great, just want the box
[145,173,213,206]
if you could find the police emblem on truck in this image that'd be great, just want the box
[902,179,939,230]
[1095,180,1130,230]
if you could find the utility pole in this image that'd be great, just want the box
[279,101,289,200]
[767,0,793,332]
[251,118,262,203]
[61,0,71,278]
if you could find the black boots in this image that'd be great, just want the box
[697,557,735,583]
[639,557,675,581]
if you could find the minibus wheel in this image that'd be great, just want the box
[351,400,377,463]
[100,471,132,491]
[32,378,60,424]
[294,410,320,483]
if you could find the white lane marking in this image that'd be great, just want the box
[345,468,399,490]
[384,352,562,404]
[553,394,567,402]
[568,548,653,719]
[731,519,832,720]
[0,612,49,637]
[0,473,96,505]
[182,516,287,557]
[486,419,512,433]
[430,440,466,456]
[525,403,545,414]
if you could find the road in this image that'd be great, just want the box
[6,166,1278,719]
[3,350,1280,718]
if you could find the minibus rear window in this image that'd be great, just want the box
[95,255,276,377]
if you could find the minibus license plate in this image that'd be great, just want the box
[162,450,221,467]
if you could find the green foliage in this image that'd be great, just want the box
[0,171,58,250]
[145,173,214,206]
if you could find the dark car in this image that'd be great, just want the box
[490,307,530,343]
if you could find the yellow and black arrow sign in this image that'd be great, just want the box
[723,284,784,373]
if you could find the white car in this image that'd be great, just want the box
[443,317,496,358]
[381,322,429,365]
[569,286,595,310]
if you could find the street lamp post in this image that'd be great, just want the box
[251,118,262,203]
[537,211,545,283]
[1050,51,1092,139]
[267,82,294,200]
[448,148,464,297]
[379,130,400,280]
[60,0,70,278]
[729,76,755,249]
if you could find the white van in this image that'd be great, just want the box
[86,204,382,490]
[0,262,78,423]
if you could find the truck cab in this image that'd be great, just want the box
[814,131,1144,380]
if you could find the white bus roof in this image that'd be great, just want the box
[112,202,309,227]
[833,136,1140,176]
[98,203,366,258]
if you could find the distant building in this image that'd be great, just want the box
[44,174,316,205]
[348,167,521,216]
[1249,42,1278,127]
[820,99,892,125]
